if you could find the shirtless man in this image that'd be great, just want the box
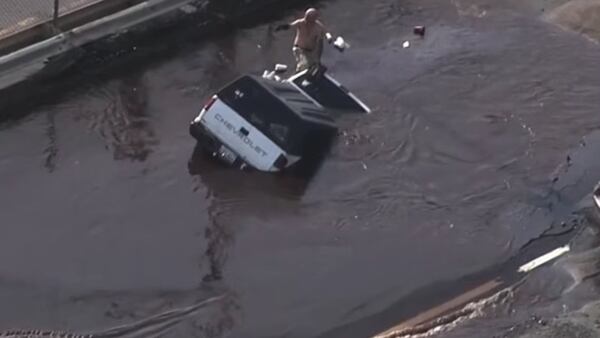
[275,8,334,72]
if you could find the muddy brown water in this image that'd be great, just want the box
[1,0,600,337]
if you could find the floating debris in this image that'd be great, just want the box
[413,26,426,36]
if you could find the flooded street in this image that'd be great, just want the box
[1,0,600,337]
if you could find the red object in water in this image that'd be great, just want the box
[413,26,426,36]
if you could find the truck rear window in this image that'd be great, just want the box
[217,76,305,153]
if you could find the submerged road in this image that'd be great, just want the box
[1,0,600,337]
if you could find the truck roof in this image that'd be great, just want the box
[219,75,337,129]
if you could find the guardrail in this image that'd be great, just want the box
[0,0,148,56]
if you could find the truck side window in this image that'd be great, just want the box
[250,113,265,127]
[270,123,289,144]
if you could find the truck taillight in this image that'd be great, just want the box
[274,154,288,170]
[203,95,217,110]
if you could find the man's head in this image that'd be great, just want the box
[304,8,319,23]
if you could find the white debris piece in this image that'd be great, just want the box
[518,245,570,273]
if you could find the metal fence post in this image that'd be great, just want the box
[53,0,60,23]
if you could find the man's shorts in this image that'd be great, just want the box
[293,44,322,72]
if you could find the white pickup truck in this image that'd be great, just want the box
[189,64,370,172]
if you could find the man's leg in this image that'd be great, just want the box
[316,38,324,63]
[308,36,326,70]
[293,47,309,72]
[305,47,323,77]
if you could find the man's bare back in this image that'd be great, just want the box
[291,18,327,50]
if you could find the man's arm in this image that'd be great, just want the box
[317,20,348,51]
[317,20,333,42]
[275,19,301,31]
